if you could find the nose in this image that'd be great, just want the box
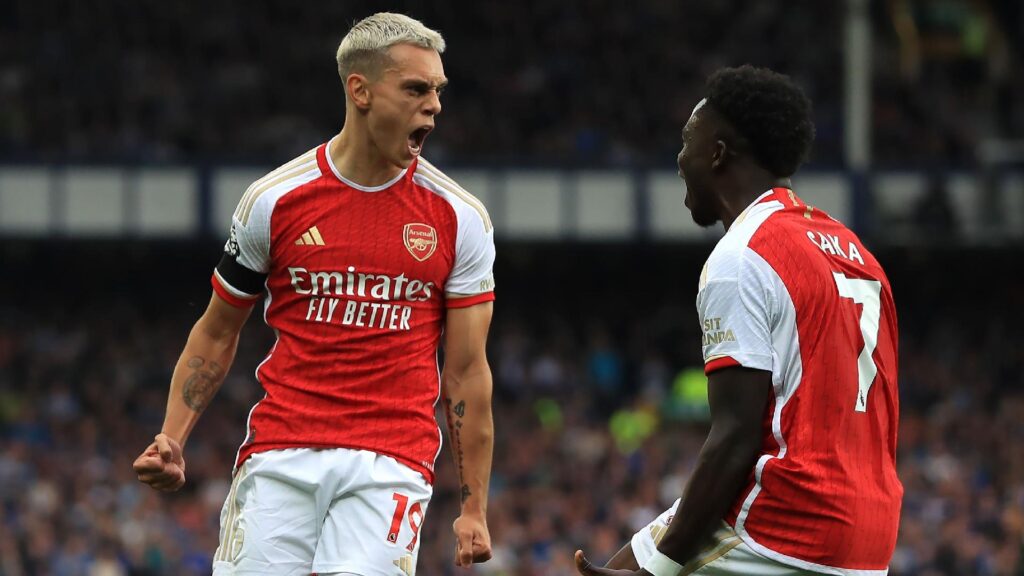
[424,90,442,117]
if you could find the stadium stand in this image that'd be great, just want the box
[0,1,1020,167]
[0,244,1021,575]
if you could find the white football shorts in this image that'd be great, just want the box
[630,499,816,575]
[212,447,432,576]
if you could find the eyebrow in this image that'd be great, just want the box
[401,78,448,91]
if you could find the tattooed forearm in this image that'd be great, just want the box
[182,356,223,413]
[446,398,470,503]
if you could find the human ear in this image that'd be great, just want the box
[711,140,728,171]
[347,74,372,110]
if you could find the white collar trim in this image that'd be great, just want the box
[325,136,408,192]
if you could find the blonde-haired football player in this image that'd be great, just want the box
[133,12,495,575]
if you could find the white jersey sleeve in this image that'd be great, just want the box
[212,192,275,306]
[211,148,322,307]
[229,200,273,275]
[697,246,778,375]
[446,205,496,299]
[412,158,496,308]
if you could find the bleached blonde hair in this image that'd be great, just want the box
[336,13,446,88]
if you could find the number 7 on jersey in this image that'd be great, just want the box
[832,272,882,412]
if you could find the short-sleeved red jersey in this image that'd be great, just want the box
[697,188,901,574]
[212,140,495,483]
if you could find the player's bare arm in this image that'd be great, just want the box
[442,300,494,567]
[575,367,771,575]
[132,292,253,492]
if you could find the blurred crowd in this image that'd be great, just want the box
[2,1,1022,574]
[0,245,1022,575]
[1,0,1021,167]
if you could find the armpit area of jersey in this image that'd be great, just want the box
[212,254,267,307]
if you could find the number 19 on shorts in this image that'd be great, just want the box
[388,493,423,551]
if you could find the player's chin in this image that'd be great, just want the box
[690,208,719,228]
[394,142,422,167]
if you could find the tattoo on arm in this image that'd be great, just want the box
[446,398,471,503]
[182,356,223,413]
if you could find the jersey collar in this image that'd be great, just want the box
[762,186,802,207]
[731,187,798,228]
[320,136,410,193]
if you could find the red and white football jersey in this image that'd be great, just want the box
[698,188,901,574]
[211,139,496,483]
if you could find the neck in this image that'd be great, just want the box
[719,171,792,231]
[330,121,405,187]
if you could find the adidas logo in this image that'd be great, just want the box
[393,554,415,576]
[295,226,325,246]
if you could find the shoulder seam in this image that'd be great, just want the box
[704,204,784,285]
[238,165,320,226]
[414,171,493,232]
[235,149,318,224]
[236,163,319,226]
[415,160,493,232]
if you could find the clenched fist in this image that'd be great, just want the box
[453,512,492,567]
[133,433,186,492]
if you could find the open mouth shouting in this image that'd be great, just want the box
[408,125,433,156]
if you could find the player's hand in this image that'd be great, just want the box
[133,433,186,492]
[574,550,649,576]
[453,512,492,567]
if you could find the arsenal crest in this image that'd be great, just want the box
[403,223,437,262]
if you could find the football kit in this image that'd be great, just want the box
[210,138,495,575]
[633,188,901,575]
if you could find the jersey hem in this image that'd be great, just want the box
[733,528,890,576]
[312,561,394,576]
[446,291,495,308]
[211,274,260,308]
[236,442,436,485]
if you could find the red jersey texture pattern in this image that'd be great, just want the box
[697,188,901,575]
[211,139,496,483]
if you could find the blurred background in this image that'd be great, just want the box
[1,0,1023,575]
